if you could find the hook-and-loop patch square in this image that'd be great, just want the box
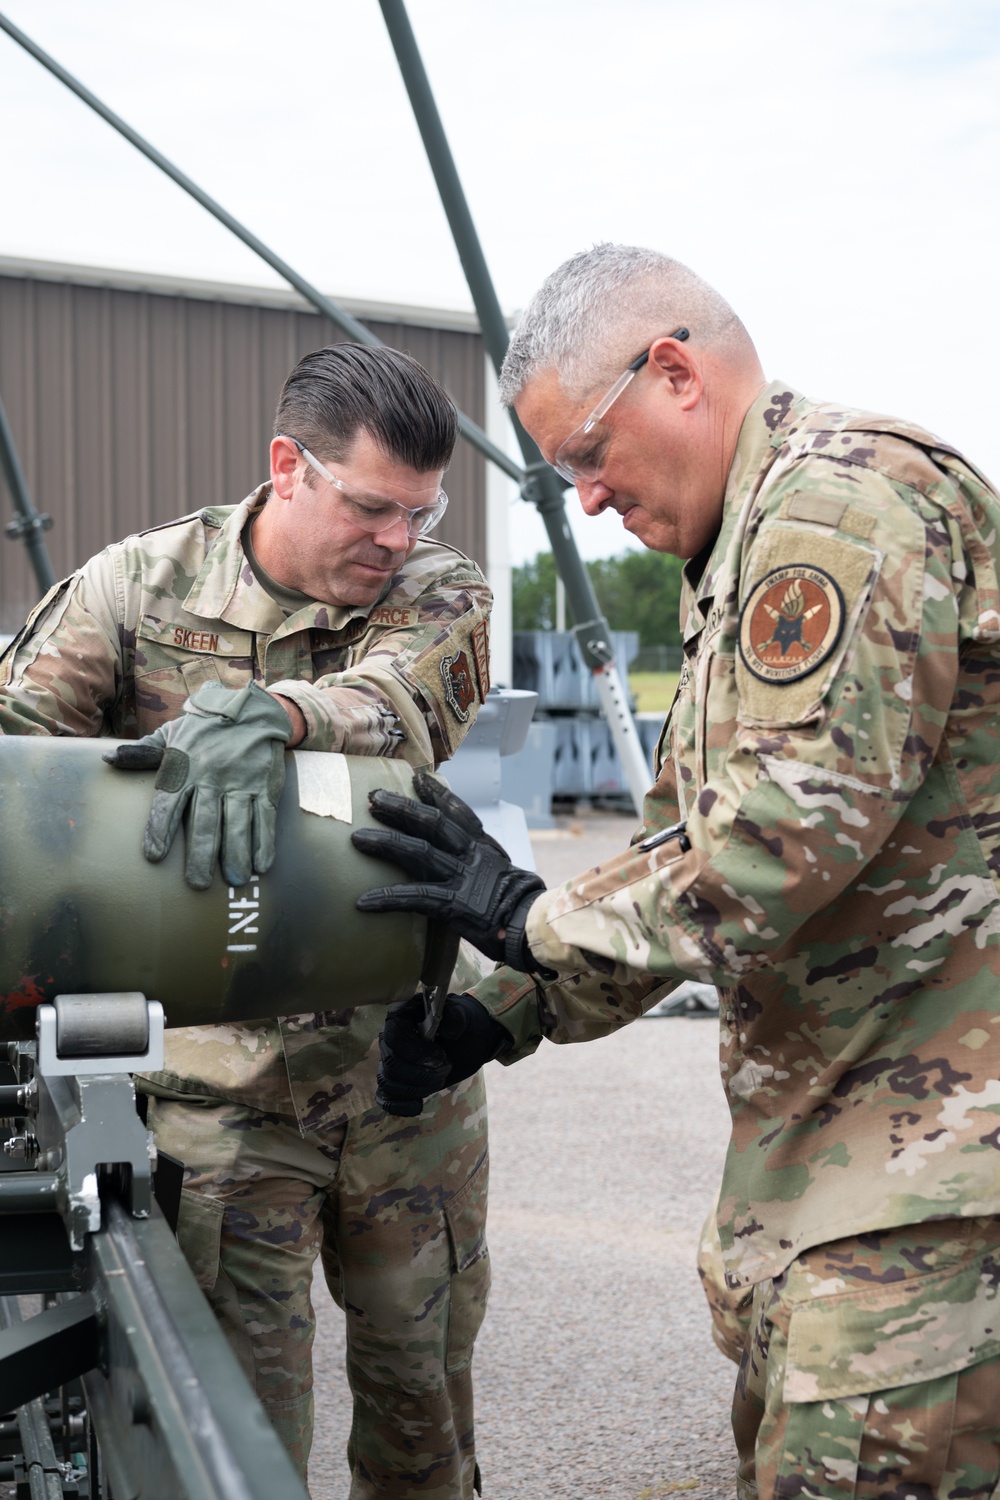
[739,564,844,683]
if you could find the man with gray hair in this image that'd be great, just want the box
[355,244,1000,1500]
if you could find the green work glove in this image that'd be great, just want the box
[104,681,291,890]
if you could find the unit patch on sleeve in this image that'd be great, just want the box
[441,649,477,722]
[735,525,882,726]
[739,565,844,684]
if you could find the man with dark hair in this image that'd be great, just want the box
[355,247,1000,1500]
[0,342,494,1499]
[276,343,460,471]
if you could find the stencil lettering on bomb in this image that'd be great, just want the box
[227,883,259,952]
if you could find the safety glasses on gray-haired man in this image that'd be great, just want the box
[552,328,690,485]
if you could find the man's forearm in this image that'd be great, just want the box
[270,692,307,748]
[267,677,420,761]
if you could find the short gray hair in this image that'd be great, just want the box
[499,244,753,406]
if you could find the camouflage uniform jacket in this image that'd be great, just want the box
[0,485,492,1131]
[476,382,1000,1285]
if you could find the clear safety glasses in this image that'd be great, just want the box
[552,328,689,485]
[282,436,449,538]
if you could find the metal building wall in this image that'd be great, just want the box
[0,262,486,633]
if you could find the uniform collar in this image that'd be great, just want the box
[681,381,806,642]
[183,482,396,637]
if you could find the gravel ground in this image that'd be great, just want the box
[308,811,738,1500]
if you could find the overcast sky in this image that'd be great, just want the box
[1,0,998,563]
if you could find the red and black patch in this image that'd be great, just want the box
[739,564,845,683]
[441,649,477,721]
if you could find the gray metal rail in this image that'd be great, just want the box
[0,995,311,1499]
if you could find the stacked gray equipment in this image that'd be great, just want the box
[511,631,650,805]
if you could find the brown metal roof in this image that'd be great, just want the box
[0,259,487,632]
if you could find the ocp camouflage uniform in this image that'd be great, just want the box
[472,385,1000,1498]
[697,1196,753,1368]
[0,484,494,1497]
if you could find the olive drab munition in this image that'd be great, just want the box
[0,738,427,1037]
[0,739,435,1500]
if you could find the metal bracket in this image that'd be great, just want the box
[0,996,166,1250]
[571,619,615,671]
[37,995,165,1076]
[5,511,53,540]
[520,459,570,512]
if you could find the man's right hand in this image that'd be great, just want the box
[353,772,547,970]
[376,992,514,1117]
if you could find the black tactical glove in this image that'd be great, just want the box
[376,991,514,1117]
[352,771,547,970]
[104,681,290,890]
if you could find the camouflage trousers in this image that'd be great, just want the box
[146,1074,489,1499]
[731,1216,1000,1500]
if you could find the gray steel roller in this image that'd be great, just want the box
[0,739,423,1036]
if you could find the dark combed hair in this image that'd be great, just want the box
[274,343,458,472]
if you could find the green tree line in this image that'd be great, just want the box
[512,550,685,647]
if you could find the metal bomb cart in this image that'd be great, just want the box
[0,739,435,1500]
